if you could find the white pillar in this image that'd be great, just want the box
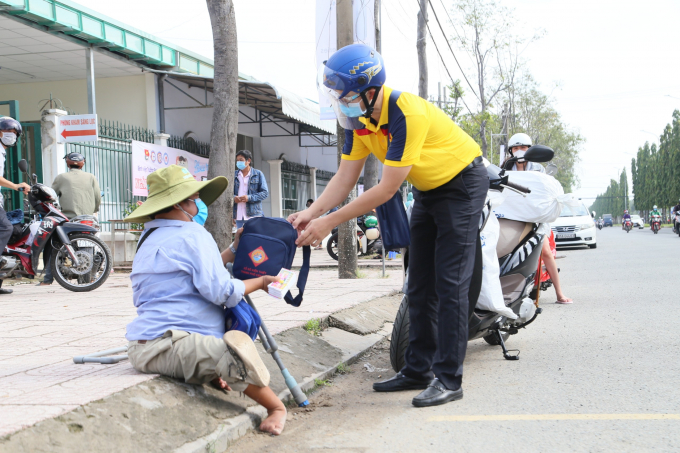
[267,159,283,218]
[40,109,68,185]
[309,167,318,200]
[85,47,96,115]
[154,133,170,147]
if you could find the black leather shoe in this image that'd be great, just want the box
[373,372,430,392]
[0,288,12,295]
[412,379,463,407]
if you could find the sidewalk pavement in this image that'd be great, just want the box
[292,247,402,269]
[0,267,401,438]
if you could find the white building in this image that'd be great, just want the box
[0,0,343,227]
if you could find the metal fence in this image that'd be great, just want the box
[282,161,312,219]
[66,120,156,232]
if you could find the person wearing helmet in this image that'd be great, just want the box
[290,44,487,408]
[649,205,661,229]
[0,117,32,294]
[503,133,545,172]
[672,199,680,233]
[622,209,631,230]
[509,130,572,304]
[38,152,101,286]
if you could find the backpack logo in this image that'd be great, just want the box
[249,246,268,267]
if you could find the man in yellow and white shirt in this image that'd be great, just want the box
[290,44,488,408]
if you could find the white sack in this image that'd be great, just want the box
[477,212,517,319]
[493,171,573,224]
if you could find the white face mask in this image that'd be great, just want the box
[513,150,526,161]
[0,132,17,147]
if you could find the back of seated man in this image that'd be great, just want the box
[124,165,286,435]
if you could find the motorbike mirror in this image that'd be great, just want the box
[524,145,554,163]
[546,163,558,176]
[591,211,595,218]
[18,159,28,173]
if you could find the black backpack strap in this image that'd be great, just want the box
[136,227,159,252]
[284,245,311,307]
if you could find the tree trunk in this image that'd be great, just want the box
[416,0,428,100]
[205,0,238,250]
[336,0,357,279]
[364,0,381,193]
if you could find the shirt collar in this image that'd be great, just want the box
[144,219,189,228]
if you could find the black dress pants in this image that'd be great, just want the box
[402,162,488,390]
[0,206,13,255]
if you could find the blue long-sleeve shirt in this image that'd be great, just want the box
[126,219,246,341]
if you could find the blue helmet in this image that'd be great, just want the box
[322,44,385,98]
[0,116,22,137]
[320,44,385,128]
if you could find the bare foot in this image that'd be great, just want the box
[210,377,232,391]
[556,296,573,304]
[259,406,286,435]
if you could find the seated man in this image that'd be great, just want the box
[124,165,286,435]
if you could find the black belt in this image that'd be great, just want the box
[462,156,484,172]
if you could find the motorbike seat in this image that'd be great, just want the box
[496,218,533,258]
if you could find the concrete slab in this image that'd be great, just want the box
[328,294,402,335]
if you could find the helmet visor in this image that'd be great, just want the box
[317,65,368,130]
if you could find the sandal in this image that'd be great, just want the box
[555,297,573,304]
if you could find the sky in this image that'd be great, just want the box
[73,0,680,203]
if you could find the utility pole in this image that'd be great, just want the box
[363,0,380,194]
[336,0,358,279]
[417,0,428,100]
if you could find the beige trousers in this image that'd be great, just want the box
[128,330,256,392]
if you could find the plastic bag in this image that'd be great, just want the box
[476,212,517,319]
[492,171,577,224]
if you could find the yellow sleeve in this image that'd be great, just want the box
[340,129,371,161]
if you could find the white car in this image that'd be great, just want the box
[631,214,644,229]
[551,203,597,249]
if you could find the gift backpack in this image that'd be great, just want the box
[232,217,310,307]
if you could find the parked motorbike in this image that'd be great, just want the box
[326,215,381,260]
[651,215,661,234]
[390,145,555,369]
[1,159,112,291]
[624,218,632,233]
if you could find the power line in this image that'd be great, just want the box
[412,0,475,115]
[424,0,477,99]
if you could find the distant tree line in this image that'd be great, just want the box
[590,109,680,221]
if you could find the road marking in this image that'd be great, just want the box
[428,414,680,422]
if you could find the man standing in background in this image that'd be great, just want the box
[233,150,268,228]
[38,152,101,286]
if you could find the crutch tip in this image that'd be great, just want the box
[298,400,309,407]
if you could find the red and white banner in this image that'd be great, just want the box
[57,114,98,142]
[131,140,209,197]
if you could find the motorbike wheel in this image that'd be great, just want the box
[483,331,510,346]
[326,232,361,261]
[326,233,339,261]
[51,233,112,292]
[389,294,410,373]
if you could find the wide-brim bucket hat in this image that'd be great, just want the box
[124,165,228,223]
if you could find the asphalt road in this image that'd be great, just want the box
[233,225,680,452]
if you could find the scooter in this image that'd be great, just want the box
[597,219,604,230]
[651,215,661,234]
[1,159,112,292]
[326,215,381,260]
[390,145,555,369]
[624,218,632,233]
